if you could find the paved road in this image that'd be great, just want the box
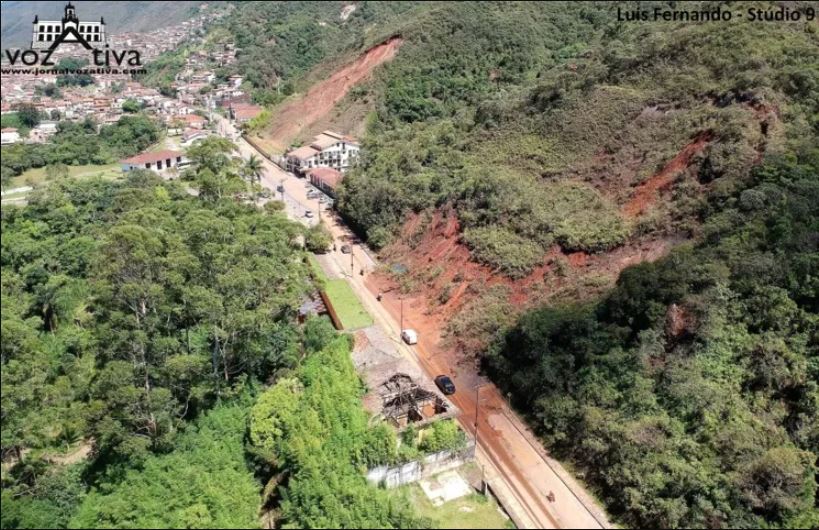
[215,115,611,529]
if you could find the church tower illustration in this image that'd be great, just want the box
[32,2,107,49]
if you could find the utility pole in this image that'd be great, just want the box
[474,384,483,447]
[279,179,284,201]
[350,244,354,276]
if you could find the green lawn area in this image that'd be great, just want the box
[400,484,514,529]
[9,163,122,189]
[307,254,329,283]
[324,278,373,330]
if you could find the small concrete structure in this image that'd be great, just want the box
[367,440,476,489]
[419,470,473,506]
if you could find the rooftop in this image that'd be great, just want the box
[120,149,185,165]
[288,145,320,161]
[306,167,343,189]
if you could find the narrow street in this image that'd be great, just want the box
[215,115,611,529]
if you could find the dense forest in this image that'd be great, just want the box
[486,157,818,528]
[1,140,308,525]
[1,135,468,528]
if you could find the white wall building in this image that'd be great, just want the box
[120,150,189,175]
[286,131,360,175]
[1,128,21,145]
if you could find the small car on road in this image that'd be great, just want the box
[434,375,456,395]
[401,328,418,345]
[304,210,314,218]
[340,244,352,254]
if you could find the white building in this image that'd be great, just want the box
[286,131,360,175]
[120,150,189,175]
[32,3,107,49]
[1,128,21,145]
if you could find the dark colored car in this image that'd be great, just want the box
[434,375,456,395]
[340,244,352,254]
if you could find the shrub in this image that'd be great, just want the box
[462,226,544,278]
[417,420,467,454]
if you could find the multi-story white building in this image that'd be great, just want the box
[286,131,360,175]
[32,2,107,49]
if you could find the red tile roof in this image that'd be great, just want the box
[232,103,262,121]
[120,149,184,165]
[307,167,343,189]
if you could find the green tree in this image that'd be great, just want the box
[14,103,41,128]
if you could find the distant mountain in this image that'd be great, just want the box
[1,1,207,49]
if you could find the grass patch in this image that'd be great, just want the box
[400,483,513,529]
[10,164,121,189]
[307,253,329,284]
[324,278,373,330]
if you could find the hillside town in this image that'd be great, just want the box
[1,2,237,146]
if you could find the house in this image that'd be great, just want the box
[181,128,210,146]
[230,103,262,124]
[120,149,189,174]
[306,167,343,197]
[1,128,21,145]
[285,131,360,175]
[180,113,207,129]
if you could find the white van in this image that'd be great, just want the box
[401,329,418,345]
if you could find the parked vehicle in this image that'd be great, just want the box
[340,244,352,254]
[276,185,284,193]
[401,328,418,345]
[434,375,456,395]
[304,210,314,218]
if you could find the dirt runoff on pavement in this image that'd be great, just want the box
[260,36,403,153]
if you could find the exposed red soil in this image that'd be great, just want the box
[373,209,678,360]
[261,36,403,152]
[622,131,714,218]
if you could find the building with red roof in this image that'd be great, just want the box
[120,149,189,174]
[306,167,343,197]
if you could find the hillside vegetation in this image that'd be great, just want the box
[485,157,818,528]
[336,1,817,276]
[0,138,428,528]
[212,2,819,528]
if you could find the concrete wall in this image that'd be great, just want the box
[366,440,476,489]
